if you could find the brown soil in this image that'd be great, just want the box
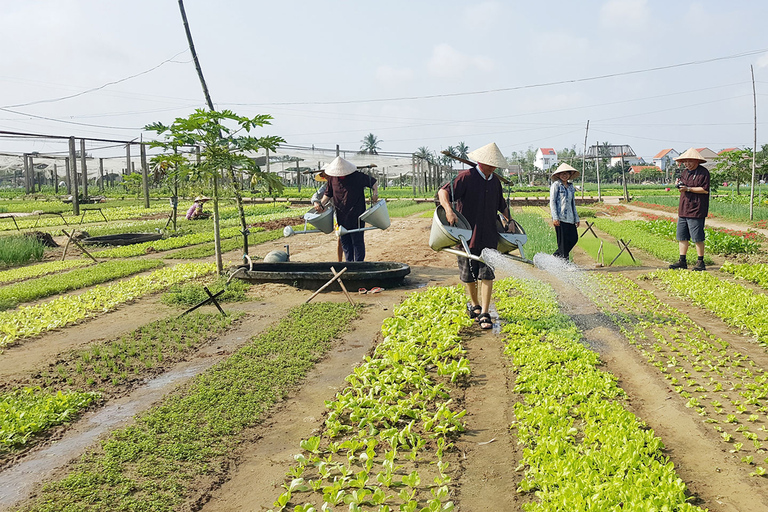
[4,210,768,511]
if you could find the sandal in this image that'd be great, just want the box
[477,313,493,330]
[468,304,482,319]
[368,287,384,294]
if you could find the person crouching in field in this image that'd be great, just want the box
[549,163,580,261]
[669,147,710,271]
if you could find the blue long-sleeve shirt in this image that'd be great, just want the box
[550,180,579,224]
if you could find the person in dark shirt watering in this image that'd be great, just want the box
[437,142,511,331]
[549,163,581,261]
[317,157,378,262]
[669,147,711,271]
[311,170,343,262]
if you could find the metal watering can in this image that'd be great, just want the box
[429,205,532,265]
[283,199,391,238]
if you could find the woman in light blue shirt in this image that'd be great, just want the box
[549,163,580,261]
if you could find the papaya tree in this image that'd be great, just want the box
[146,109,284,273]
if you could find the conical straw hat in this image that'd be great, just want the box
[467,142,507,169]
[323,157,357,177]
[674,148,707,163]
[550,163,580,180]
[314,171,327,182]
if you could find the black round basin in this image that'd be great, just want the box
[82,233,163,246]
[230,261,410,291]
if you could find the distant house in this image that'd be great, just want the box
[629,165,662,174]
[695,147,719,167]
[652,149,679,171]
[718,147,739,155]
[609,153,643,167]
[534,148,557,171]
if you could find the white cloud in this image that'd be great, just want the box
[463,1,503,30]
[600,0,650,29]
[427,44,495,78]
[757,52,768,69]
[375,65,414,86]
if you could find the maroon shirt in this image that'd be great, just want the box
[678,165,710,218]
[324,171,377,229]
[441,168,506,252]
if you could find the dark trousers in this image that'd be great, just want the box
[340,231,365,261]
[554,222,578,260]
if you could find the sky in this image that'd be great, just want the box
[1,0,768,165]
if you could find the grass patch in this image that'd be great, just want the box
[386,199,435,217]
[577,234,641,266]
[18,302,358,512]
[0,234,45,268]
[161,277,251,307]
[165,228,283,259]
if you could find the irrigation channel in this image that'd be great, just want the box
[2,211,768,511]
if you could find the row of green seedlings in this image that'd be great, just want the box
[585,271,768,475]
[386,200,435,218]
[17,302,359,512]
[591,217,715,265]
[269,285,474,512]
[0,204,172,233]
[0,312,237,457]
[644,268,768,347]
[77,201,294,238]
[633,195,768,226]
[639,213,762,254]
[721,260,768,293]
[0,259,164,311]
[165,226,285,259]
[494,277,707,510]
[90,209,302,258]
[0,262,216,349]
[0,259,93,285]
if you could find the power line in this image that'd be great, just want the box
[231,48,768,106]
[0,50,190,109]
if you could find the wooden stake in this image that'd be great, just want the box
[62,229,98,263]
[330,266,354,305]
[305,267,348,303]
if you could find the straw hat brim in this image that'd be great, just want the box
[550,163,580,180]
[323,157,358,177]
[467,143,507,169]
[194,196,211,202]
[314,173,327,182]
[674,148,707,163]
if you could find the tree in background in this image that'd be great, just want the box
[360,133,381,155]
[712,148,752,195]
[456,141,469,159]
[414,146,434,163]
[146,109,283,273]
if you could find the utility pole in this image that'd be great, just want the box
[750,65,757,221]
[581,120,589,199]
[140,143,150,208]
[80,139,88,199]
[69,137,80,216]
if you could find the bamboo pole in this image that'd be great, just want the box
[140,143,150,208]
[581,120,589,199]
[80,138,88,199]
[750,65,757,221]
[69,137,80,215]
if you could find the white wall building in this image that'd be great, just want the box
[534,148,557,171]
[652,149,679,171]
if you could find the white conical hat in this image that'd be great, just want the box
[467,142,507,169]
[323,156,357,177]
[550,163,580,180]
[674,147,707,163]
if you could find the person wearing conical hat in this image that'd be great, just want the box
[549,163,581,262]
[437,142,512,331]
[185,195,211,220]
[311,170,343,262]
[669,147,710,271]
[316,156,378,262]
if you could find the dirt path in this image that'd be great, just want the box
[5,211,768,511]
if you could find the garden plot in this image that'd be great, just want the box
[3,213,768,512]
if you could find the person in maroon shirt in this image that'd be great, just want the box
[437,142,511,330]
[317,156,378,262]
[669,148,711,271]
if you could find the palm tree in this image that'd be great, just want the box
[415,146,433,163]
[360,133,381,155]
[456,142,469,159]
